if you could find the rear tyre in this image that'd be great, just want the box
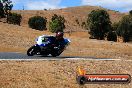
[27,46,37,56]
[51,53,58,57]
[51,50,62,57]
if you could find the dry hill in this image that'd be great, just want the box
[12,6,125,32]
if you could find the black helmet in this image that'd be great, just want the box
[56,31,64,39]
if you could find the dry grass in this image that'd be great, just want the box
[0,60,132,88]
[63,37,132,59]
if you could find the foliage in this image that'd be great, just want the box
[28,16,47,31]
[129,10,132,15]
[87,9,111,40]
[0,0,13,16]
[0,1,5,18]
[107,31,117,42]
[117,15,132,42]
[112,22,119,31]
[75,18,79,25]
[49,14,65,33]
[81,21,87,29]
[7,12,22,25]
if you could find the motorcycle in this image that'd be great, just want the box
[27,35,71,57]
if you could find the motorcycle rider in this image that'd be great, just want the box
[54,31,65,49]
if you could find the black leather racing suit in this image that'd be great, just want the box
[54,38,65,49]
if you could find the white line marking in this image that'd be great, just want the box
[66,58,121,60]
[0,58,122,61]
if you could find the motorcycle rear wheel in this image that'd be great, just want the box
[51,53,58,57]
[51,50,62,57]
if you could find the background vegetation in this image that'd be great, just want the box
[87,9,111,40]
[49,14,65,33]
[28,16,47,31]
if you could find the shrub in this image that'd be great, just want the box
[117,15,132,42]
[75,18,79,25]
[129,10,132,15]
[49,19,61,33]
[44,9,47,11]
[7,13,22,25]
[107,31,117,42]
[28,16,47,31]
[81,21,87,29]
[87,9,111,40]
[49,14,65,33]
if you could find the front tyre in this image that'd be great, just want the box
[27,46,37,56]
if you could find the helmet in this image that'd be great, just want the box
[56,32,64,39]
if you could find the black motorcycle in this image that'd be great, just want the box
[27,35,70,57]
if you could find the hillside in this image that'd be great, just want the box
[0,21,132,59]
[12,6,125,32]
[0,6,131,59]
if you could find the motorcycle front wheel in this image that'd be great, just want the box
[27,46,37,56]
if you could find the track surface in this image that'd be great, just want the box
[0,52,122,61]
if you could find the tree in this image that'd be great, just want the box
[107,31,117,42]
[87,9,111,40]
[112,22,119,31]
[105,22,119,42]
[117,15,132,42]
[0,1,5,18]
[0,0,13,21]
[49,14,65,33]
[129,10,132,15]
[1,0,13,13]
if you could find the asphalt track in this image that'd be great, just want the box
[0,52,123,61]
